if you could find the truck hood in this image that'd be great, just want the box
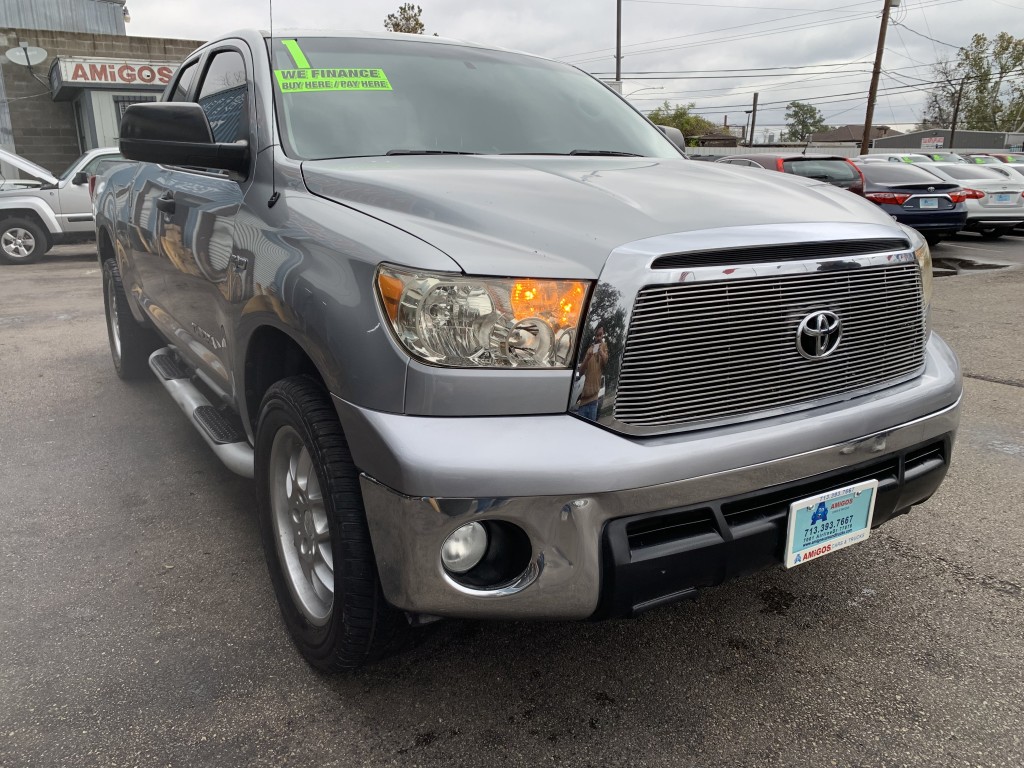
[302,155,900,278]
[0,147,57,186]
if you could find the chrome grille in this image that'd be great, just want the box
[615,264,926,428]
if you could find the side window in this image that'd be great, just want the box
[195,50,249,144]
[168,60,199,102]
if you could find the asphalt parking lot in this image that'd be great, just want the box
[2,235,1023,768]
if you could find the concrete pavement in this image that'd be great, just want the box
[1,236,1022,767]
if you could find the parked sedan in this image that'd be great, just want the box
[854,161,967,244]
[919,163,1024,239]
[856,152,933,164]
[714,153,864,193]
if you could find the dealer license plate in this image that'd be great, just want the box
[784,479,879,568]
[992,193,1016,205]
[919,197,939,209]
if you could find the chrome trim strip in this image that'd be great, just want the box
[570,221,926,437]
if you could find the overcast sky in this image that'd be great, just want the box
[125,0,1023,133]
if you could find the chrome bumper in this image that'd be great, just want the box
[339,334,961,620]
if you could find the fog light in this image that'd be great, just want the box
[441,522,488,574]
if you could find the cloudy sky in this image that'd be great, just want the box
[125,0,1023,134]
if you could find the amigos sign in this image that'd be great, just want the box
[50,57,180,99]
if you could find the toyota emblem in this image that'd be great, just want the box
[796,310,842,359]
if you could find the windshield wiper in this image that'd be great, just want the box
[385,149,480,156]
[567,149,643,157]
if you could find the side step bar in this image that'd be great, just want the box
[148,348,254,478]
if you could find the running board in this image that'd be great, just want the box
[148,348,254,478]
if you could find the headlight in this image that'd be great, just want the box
[903,226,933,308]
[376,266,591,368]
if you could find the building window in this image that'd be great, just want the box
[114,95,158,122]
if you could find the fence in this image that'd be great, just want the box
[687,145,1002,158]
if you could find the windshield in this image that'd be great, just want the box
[782,159,858,183]
[270,37,681,161]
[860,163,948,183]
[934,165,1005,181]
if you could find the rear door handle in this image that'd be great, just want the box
[155,191,175,214]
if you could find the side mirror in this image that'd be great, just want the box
[119,102,249,176]
[72,171,89,185]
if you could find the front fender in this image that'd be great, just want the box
[0,196,61,234]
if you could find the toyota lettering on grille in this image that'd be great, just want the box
[796,310,842,359]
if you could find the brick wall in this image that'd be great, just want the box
[0,28,204,174]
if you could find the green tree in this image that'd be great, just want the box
[783,101,828,142]
[385,3,427,34]
[646,101,716,140]
[920,33,1024,131]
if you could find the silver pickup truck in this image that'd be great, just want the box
[95,30,962,670]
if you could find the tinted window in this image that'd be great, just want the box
[859,163,947,183]
[80,153,124,176]
[934,165,1005,181]
[169,60,198,102]
[271,37,679,161]
[781,159,858,182]
[196,50,249,143]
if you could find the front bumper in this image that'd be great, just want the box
[965,214,1024,229]
[339,334,961,621]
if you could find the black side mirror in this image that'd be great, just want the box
[119,102,249,176]
[72,171,88,185]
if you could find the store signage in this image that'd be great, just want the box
[49,57,179,99]
[921,136,945,149]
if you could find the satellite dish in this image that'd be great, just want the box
[5,46,48,67]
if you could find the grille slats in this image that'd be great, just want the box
[614,263,926,428]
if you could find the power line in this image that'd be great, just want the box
[890,22,961,49]
[558,0,883,60]
[563,0,963,64]
[623,0,824,7]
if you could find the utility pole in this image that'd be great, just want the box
[749,93,759,146]
[860,0,893,155]
[615,0,622,83]
[949,78,965,148]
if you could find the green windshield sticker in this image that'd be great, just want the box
[281,39,311,69]
[275,68,393,92]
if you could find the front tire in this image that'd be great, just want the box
[255,376,408,671]
[102,258,157,379]
[0,217,48,265]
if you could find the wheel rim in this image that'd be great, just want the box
[106,273,122,361]
[2,227,36,259]
[269,426,334,626]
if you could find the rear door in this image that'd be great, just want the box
[128,44,254,390]
[157,44,255,390]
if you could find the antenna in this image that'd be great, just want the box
[268,0,280,208]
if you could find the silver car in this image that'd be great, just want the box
[921,162,1024,238]
[96,30,962,669]
[0,147,123,264]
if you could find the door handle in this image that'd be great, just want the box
[155,192,176,214]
